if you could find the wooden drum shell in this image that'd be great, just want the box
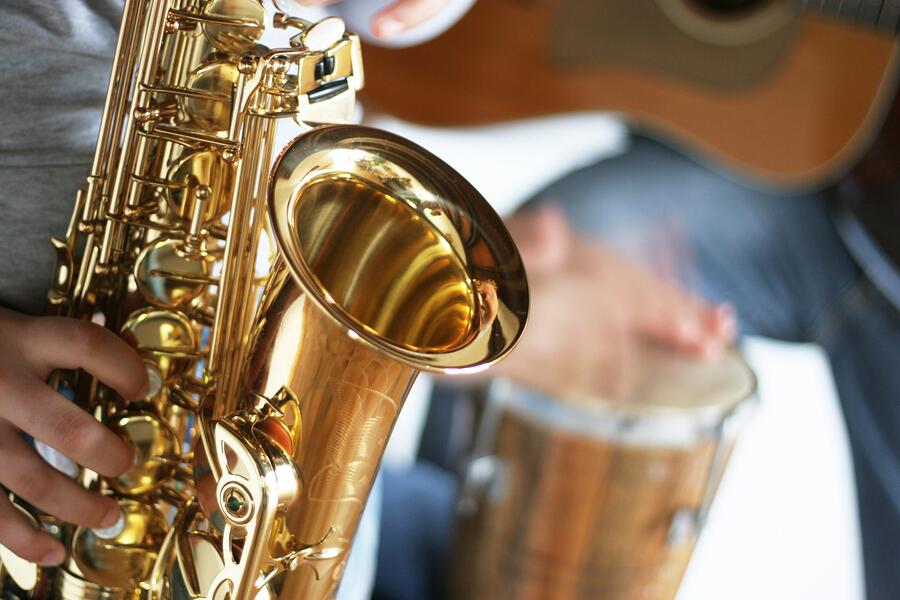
[453,353,755,600]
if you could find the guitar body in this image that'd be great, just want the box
[361,0,900,189]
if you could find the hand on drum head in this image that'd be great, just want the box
[296,0,451,39]
[491,205,737,398]
[0,308,146,566]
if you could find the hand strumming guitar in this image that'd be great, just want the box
[298,0,452,39]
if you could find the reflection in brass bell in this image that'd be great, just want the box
[292,176,479,353]
[121,308,200,385]
[70,500,168,589]
[109,412,179,495]
[135,238,212,309]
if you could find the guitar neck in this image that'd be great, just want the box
[796,0,900,31]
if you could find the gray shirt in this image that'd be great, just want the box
[0,0,119,314]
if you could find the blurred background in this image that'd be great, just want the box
[299,1,900,599]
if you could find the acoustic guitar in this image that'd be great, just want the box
[360,0,900,190]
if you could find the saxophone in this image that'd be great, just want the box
[0,1,528,598]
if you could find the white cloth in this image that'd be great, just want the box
[677,338,864,600]
[365,114,628,218]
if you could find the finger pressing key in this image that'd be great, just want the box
[24,317,149,402]
[0,494,64,566]
[0,422,124,531]
[1,383,135,478]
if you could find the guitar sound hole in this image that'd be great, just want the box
[690,0,768,15]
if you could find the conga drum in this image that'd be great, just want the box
[453,348,757,600]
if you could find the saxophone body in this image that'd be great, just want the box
[0,1,528,598]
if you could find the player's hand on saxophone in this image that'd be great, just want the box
[0,308,147,566]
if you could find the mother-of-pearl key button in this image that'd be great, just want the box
[35,440,79,479]
[145,362,163,399]
[93,509,126,540]
[303,17,346,52]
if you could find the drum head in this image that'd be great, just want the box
[568,345,755,413]
[493,347,756,446]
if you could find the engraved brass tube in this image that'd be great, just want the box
[243,269,418,596]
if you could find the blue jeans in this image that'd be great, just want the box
[375,138,900,600]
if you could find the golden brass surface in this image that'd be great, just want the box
[176,530,224,599]
[55,569,137,600]
[294,177,478,352]
[0,3,527,600]
[164,149,234,222]
[121,308,199,384]
[109,413,179,495]
[184,61,242,134]
[71,500,168,589]
[201,0,265,55]
[135,239,212,308]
